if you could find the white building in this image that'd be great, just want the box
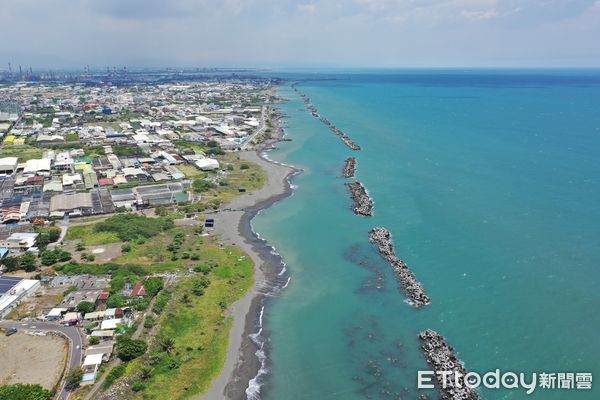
[194,158,220,171]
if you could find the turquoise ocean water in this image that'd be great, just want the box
[251,71,600,400]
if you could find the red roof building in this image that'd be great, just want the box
[98,178,114,186]
[131,281,147,297]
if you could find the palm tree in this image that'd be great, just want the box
[157,335,176,354]
[139,365,153,381]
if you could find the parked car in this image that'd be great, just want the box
[5,327,17,336]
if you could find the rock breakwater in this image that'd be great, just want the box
[292,83,361,151]
[346,181,373,216]
[343,157,356,178]
[418,329,480,400]
[368,227,430,307]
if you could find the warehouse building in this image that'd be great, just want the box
[0,157,18,176]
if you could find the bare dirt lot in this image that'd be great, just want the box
[0,332,68,390]
[63,241,123,263]
[6,285,64,320]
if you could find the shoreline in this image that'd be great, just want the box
[201,128,300,399]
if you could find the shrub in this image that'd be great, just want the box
[192,179,216,193]
[144,316,155,329]
[116,337,148,361]
[89,336,100,345]
[131,382,146,392]
[143,277,164,298]
[103,363,126,389]
[152,291,171,314]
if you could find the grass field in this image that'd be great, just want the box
[0,144,45,161]
[66,224,120,246]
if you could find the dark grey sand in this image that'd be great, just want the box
[201,145,299,400]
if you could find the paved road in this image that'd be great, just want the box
[0,320,83,400]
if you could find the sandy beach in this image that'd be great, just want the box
[201,144,298,400]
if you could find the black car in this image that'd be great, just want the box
[5,327,17,336]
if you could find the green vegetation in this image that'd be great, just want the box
[40,248,71,266]
[65,367,84,390]
[103,364,127,389]
[112,144,144,157]
[54,262,144,294]
[65,133,79,142]
[34,226,62,248]
[122,244,253,399]
[76,301,95,314]
[192,178,216,193]
[66,224,119,246]
[0,384,51,400]
[89,336,100,345]
[143,277,164,298]
[2,251,37,272]
[107,294,127,308]
[96,215,174,242]
[0,145,44,161]
[116,337,148,361]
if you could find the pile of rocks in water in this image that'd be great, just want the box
[340,135,361,150]
[418,329,480,400]
[343,157,356,178]
[368,227,430,307]
[293,83,362,151]
[346,181,373,216]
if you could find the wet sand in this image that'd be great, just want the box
[201,147,299,400]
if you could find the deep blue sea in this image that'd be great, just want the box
[252,70,600,400]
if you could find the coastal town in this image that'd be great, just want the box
[0,76,282,400]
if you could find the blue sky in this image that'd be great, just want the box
[1,0,599,68]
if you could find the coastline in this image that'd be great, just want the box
[201,128,299,399]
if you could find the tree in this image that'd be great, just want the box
[20,252,37,272]
[143,277,164,298]
[89,336,100,345]
[40,248,71,266]
[76,301,95,314]
[65,367,83,390]
[106,294,127,308]
[121,243,131,252]
[157,335,176,354]
[116,337,148,361]
[0,383,52,400]
[2,256,20,272]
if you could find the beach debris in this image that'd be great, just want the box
[346,181,373,216]
[418,329,480,400]
[343,157,356,178]
[368,227,430,307]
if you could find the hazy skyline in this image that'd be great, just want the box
[2,0,600,69]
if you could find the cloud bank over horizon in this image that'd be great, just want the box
[1,0,599,68]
